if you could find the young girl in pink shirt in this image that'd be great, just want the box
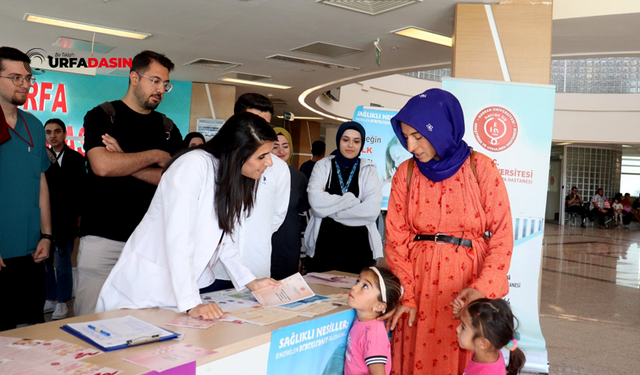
[344,267,402,375]
[456,299,526,375]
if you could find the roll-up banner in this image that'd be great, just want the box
[352,107,411,210]
[356,78,555,373]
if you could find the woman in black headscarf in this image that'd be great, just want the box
[183,132,205,149]
[304,121,383,273]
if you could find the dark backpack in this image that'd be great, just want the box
[98,101,176,141]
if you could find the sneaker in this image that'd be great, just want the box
[44,300,56,313]
[52,303,68,320]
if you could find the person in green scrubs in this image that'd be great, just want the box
[0,47,51,331]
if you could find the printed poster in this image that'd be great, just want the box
[196,118,225,141]
[266,309,356,375]
[352,106,411,210]
[443,77,555,373]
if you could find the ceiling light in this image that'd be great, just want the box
[219,78,292,90]
[53,37,115,54]
[277,116,324,121]
[24,13,151,40]
[391,26,452,47]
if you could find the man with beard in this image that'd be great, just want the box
[75,50,182,316]
[0,47,51,331]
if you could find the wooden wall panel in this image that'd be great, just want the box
[189,83,236,132]
[289,119,320,169]
[453,3,553,85]
[492,4,553,84]
[452,4,504,81]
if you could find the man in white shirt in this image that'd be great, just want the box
[207,94,290,291]
[590,188,610,229]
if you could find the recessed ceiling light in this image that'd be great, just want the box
[219,78,292,90]
[391,26,452,47]
[53,37,115,54]
[24,13,151,40]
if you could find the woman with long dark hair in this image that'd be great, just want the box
[96,113,278,320]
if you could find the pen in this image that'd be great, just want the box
[126,334,161,346]
[87,325,111,337]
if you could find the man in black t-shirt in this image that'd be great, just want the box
[75,50,183,316]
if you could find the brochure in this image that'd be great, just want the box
[251,273,315,307]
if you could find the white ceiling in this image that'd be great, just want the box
[2,0,639,123]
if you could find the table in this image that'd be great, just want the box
[2,282,351,375]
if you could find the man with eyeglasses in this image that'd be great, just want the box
[0,46,51,331]
[75,50,183,316]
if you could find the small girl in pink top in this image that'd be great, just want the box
[456,299,526,375]
[344,267,402,375]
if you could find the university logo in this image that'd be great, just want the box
[473,106,518,152]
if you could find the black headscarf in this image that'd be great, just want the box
[334,121,366,168]
[183,132,205,149]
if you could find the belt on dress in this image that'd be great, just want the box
[414,234,473,248]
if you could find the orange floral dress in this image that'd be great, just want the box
[385,153,513,375]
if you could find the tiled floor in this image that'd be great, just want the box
[540,223,640,375]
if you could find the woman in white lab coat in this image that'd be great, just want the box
[96,112,278,320]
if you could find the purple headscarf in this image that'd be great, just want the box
[390,88,470,182]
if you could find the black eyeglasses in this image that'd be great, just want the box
[0,75,36,86]
[136,72,173,93]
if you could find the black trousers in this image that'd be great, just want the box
[0,254,46,331]
[590,208,612,226]
[566,205,587,222]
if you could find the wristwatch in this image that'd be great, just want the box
[40,233,54,241]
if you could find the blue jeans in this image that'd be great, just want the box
[45,242,74,302]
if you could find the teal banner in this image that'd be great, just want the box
[267,310,356,375]
[20,71,191,154]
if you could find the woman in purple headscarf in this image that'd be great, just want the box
[304,121,383,273]
[382,89,514,375]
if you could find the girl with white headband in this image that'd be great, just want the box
[344,267,402,375]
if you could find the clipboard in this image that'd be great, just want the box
[61,315,179,352]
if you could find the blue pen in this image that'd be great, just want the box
[88,325,111,337]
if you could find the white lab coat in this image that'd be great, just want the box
[96,150,256,313]
[214,154,290,279]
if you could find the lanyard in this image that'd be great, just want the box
[336,159,358,195]
[8,112,34,152]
